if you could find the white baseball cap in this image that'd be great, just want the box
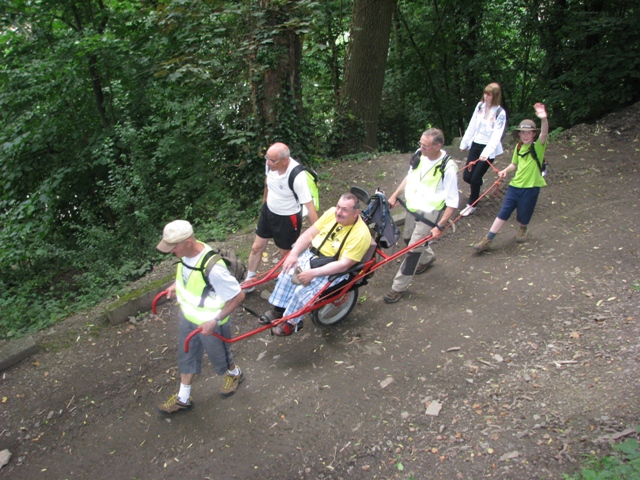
[156,220,193,253]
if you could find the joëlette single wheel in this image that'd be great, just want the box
[310,288,358,327]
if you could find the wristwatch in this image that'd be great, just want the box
[436,224,445,231]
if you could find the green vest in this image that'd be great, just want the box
[405,154,456,212]
[175,243,228,326]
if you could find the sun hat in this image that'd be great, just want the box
[511,119,539,141]
[157,220,193,253]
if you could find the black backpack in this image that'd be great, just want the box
[409,151,452,178]
[362,192,400,249]
[288,164,320,211]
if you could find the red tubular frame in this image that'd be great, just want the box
[156,169,507,353]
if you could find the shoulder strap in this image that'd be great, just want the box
[313,218,358,259]
[517,142,543,172]
[288,164,305,204]
[314,222,338,254]
[202,251,223,291]
[435,154,452,177]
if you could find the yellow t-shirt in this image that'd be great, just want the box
[311,207,372,262]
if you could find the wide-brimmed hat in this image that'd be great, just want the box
[511,119,539,141]
[157,220,193,253]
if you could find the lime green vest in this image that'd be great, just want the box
[175,243,228,326]
[405,155,456,212]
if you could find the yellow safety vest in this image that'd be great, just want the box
[405,155,456,213]
[175,243,228,326]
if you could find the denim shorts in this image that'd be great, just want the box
[497,186,540,225]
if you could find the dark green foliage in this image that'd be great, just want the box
[1,0,638,338]
[538,0,640,125]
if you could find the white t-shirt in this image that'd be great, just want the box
[265,158,313,216]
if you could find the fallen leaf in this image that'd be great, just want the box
[500,450,520,461]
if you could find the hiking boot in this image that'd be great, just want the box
[460,204,476,217]
[516,226,528,243]
[383,290,405,304]
[157,394,194,416]
[272,320,303,337]
[415,257,436,275]
[220,370,245,398]
[473,236,492,253]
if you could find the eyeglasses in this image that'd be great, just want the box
[335,205,355,213]
[418,142,433,149]
[264,155,279,163]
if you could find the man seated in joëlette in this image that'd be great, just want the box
[258,192,372,337]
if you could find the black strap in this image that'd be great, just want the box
[396,198,438,228]
[288,164,305,206]
[517,142,545,173]
[310,217,358,260]
[180,250,219,306]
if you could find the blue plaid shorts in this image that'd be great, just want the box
[269,250,348,324]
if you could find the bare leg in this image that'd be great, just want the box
[489,218,506,235]
[247,235,269,273]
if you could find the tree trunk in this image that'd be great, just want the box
[250,1,304,144]
[339,0,396,153]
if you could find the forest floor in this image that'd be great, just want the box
[1,104,639,480]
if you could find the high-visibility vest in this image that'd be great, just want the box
[405,155,456,213]
[175,243,228,326]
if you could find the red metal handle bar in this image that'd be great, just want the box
[152,290,169,314]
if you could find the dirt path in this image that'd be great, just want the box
[1,105,639,479]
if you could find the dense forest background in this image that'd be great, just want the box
[1,0,638,338]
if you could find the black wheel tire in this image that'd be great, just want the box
[310,288,358,327]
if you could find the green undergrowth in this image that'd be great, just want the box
[1,204,256,341]
[564,429,640,480]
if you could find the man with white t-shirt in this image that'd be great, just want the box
[244,143,318,290]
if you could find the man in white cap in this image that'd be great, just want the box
[156,220,245,415]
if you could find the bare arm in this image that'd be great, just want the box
[262,177,268,203]
[388,176,408,207]
[304,200,319,224]
[296,256,358,285]
[200,290,245,336]
[534,103,549,145]
[165,281,177,298]
[499,163,517,178]
[430,206,457,239]
[282,225,319,273]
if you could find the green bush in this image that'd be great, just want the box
[564,429,640,480]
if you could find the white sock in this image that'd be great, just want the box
[228,367,240,376]
[178,384,191,403]
[246,271,256,279]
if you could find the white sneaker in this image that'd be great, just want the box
[242,277,256,293]
[460,205,476,217]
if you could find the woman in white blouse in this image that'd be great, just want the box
[459,83,507,216]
